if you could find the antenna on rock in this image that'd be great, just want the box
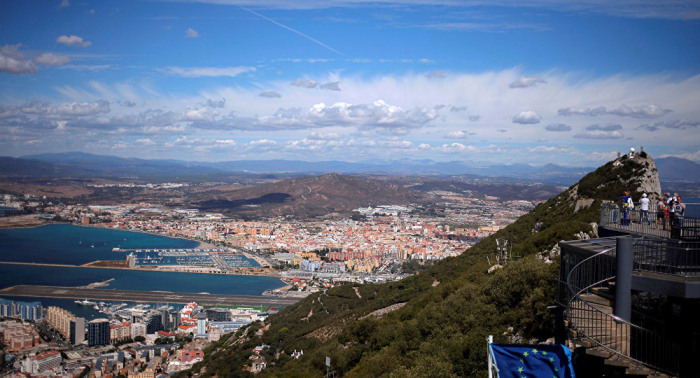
[629,147,636,158]
[617,152,621,158]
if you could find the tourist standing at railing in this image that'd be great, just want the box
[668,193,678,232]
[674,197,686,229]
[639,193,651,225]
[656,197,667,230]
[620,191,632,225]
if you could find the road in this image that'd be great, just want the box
[0,285,302,307]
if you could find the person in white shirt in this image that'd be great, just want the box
[639,193,651,225]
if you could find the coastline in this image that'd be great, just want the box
[0,214,49,229]
[0,219,216,250]
[0,261,282,278]
[0,220,281,278]
[75,223,218,249]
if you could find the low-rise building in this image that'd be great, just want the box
[2,324,41,350]
[21,350,61,375]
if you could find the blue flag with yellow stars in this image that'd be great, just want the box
[490,343,575,378]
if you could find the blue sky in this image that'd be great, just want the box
[1,0,699,166]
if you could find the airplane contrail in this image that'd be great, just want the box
[239,6,345,56]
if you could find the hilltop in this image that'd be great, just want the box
[176,153,661,377]
[191,173,429,218]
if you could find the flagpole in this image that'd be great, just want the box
[487,335,493,378]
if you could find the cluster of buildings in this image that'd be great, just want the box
[0,299,42,321]
[1,323,42,351]
[0,298,276,377]
[3,187,536,278]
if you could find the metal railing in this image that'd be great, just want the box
[634,238,700,277]
[600,202,700,241]
[565,247,680,376]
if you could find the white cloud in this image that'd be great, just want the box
[185,28,200,38]
[181,106,219,122]
[607,104,672,119]
[20,99,50,114]
[526,145,578,153]
[573,130,624,139]
[205,98,226,108]
[249,139,278,147]
[637,119,700,131]
[509,76,546,88]
[380,139,414,149]
[162,66,256,77]
[512,110,541,124]
[308,132,340,140]
[438,142,474,153]
[545,123,571,132]
[34,53,71,66]
[445,130,469,139]
[290,79,318,88]
[189,99,439,131]
[59,0,69,7]
[558,106,607,116]
[320,81,341,91]
[0,105,20,119]
[586,123,622,131]
[56,100,110,116]
[0,44,38,74]
[56,35,92,48]
[135,138,156,146]
[558,104,672,118]
[259,91,282,98]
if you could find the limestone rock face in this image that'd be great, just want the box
[630,154,662,202]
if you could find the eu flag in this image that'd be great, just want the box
[489,343,575,378]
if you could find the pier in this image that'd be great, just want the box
[0,285,302,307]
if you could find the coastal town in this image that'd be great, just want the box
[0,190,536,377]
[0,191,535,276]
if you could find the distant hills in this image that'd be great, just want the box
[1,151,697,183]
[192,173,428,218]
[655,157,700,181]
[18,152,222,177]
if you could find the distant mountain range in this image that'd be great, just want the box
[192,172,429,218]
[654,156,700,182]
[1,152,696,183]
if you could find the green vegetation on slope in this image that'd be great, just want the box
[180,156,656,378]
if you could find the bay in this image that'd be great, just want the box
[0,224,285,311]
[0,224,201,265]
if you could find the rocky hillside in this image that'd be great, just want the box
[178,153,661,378]
[191,173,428,218]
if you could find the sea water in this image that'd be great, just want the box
[0,224,284,311]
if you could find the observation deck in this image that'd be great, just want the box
[556,204,700,377]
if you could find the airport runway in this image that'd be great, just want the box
[0,285,302,307]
